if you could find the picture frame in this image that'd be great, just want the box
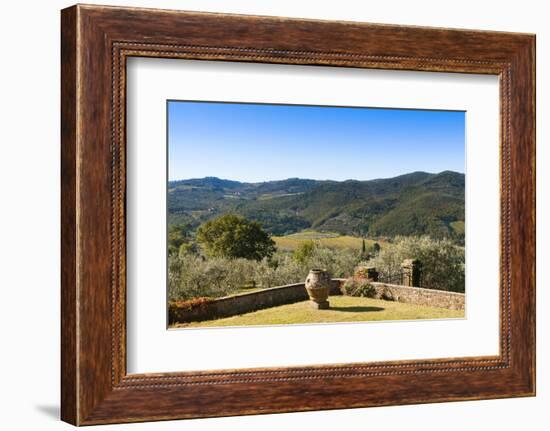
[61,4,535,425]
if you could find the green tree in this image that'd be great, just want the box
[178,242,197,258]
[196,214,276,260]
[293,240,316,266]
[168,224,193,255]
[369,236,464,292]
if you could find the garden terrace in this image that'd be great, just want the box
[168,278,465,327]
[171,296,464,328]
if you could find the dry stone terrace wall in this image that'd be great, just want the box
[369,282,465,310]
[170,282,309,324]
[169,279,464,324]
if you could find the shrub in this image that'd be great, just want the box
[168,254,257,301]
[170,297,213,311]
[342,278,376,298]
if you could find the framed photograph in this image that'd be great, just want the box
[164,100,467,331]
[61,4,535,425]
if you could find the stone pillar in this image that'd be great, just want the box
[354,266,379,281]
[401,259,421,287]
[365,266,379,282]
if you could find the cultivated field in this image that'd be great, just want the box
[272,230,385,251]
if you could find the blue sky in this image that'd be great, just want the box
[168,101,465,182]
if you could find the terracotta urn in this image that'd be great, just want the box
[305,269,331,309]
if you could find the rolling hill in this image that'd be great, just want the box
[168,171,465,241]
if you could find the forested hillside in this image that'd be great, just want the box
[168,171,465,241]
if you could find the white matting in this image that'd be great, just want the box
[126,58,500,373]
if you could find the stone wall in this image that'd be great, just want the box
[368,282,465,310]
[169,282,309,324]
[170,280,346,324]
[169,279,464,324]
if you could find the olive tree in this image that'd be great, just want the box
[369,236,465,292]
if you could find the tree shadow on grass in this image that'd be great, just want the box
[329,306,384,313]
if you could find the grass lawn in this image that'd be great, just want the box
[272,230,386,251]
[171,296,464,328]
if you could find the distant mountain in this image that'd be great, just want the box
[168,171,465,241]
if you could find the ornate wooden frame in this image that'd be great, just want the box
[61,4,535,426]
